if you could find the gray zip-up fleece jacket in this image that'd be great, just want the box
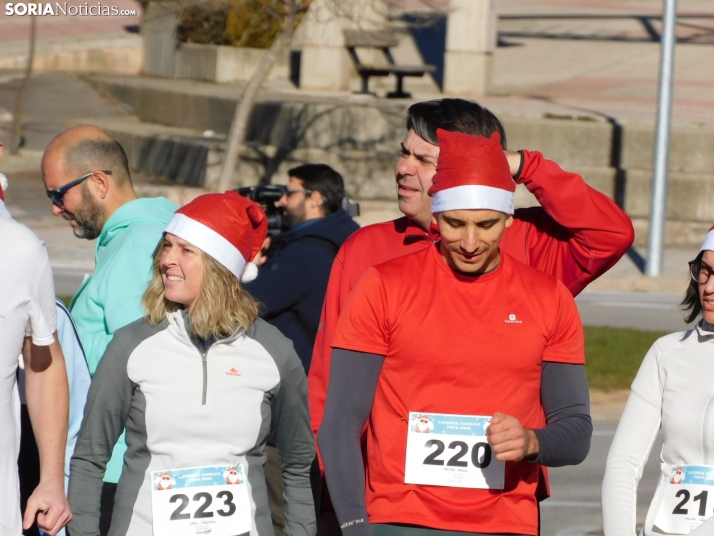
[68,311,316,536]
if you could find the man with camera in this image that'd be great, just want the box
[244,163,358,536]
[245,163,359,373]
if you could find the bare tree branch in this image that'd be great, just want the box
[216,0,299,191]
[10,13,36,155]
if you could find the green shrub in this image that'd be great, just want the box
[584,326,669,391]
[174,0,310,48]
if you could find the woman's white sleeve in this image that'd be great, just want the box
[601,341,664,536]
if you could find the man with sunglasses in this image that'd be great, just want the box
[0,140,72,535]
[244,163,358,536]
[41,125,177,534]
[247,163,359,372]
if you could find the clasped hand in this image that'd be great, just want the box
[486,411,540,462]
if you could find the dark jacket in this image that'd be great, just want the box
[244,209,359,372]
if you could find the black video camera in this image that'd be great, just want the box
[235,185,286,235]
[235,185,360,236]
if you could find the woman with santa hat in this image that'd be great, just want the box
[602,226,714,536]
[67,192,316,536]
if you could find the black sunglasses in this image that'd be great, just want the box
[45,170,112,208]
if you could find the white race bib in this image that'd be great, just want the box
[151,465,252,536]
[654,465,714,534]
[404,412,505,489]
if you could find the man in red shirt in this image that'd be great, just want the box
[318,130,591,536]
[309,99,633,452]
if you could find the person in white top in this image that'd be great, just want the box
[602,225,714,536]
[0,140,72,535]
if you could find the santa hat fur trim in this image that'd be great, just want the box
[164,191,268,283]
[429,129,514,215]
[166,213,251,280]
[431,185,514,215]
[701,225,714,252]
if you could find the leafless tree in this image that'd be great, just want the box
[213,0,447,191]
[10,13,36,154]
[216,0,302,192]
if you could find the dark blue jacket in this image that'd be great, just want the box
[244,209,359,372]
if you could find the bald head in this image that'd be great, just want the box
[42,125,137,238]
[43,125,131,186]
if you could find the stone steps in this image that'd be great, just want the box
[79,74,714,246]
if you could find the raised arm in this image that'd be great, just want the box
[506,150,634,296]
[318,349,385,536]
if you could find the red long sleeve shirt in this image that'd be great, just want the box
[309,149,634,473]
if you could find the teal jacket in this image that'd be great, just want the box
[70,196,177,483]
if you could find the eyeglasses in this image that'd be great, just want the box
[689,260,714,285]
[45,170,112,208]
[281,186,312,198]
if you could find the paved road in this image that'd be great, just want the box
[54,266,90,298]
[541,422,663,535]
[52,274,696,335]
[576,291,695,332]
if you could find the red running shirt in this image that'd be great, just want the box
[331,246,585,535]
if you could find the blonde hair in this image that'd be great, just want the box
[143,239,259,339]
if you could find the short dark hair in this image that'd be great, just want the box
[406,99,507,149]
[682,250,704,324]
[65,138,131,184]
[288,164,345,215]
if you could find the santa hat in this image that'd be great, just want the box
[0,172,7,201]
[701,225,714,252]
[429,129,514,214]
[164,191,268,283]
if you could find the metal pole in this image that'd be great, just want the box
[646,0,678,277]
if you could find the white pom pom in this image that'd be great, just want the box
[240,262,259,283]
[0,173,8,192]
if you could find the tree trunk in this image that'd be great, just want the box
[10,14,36,155]
[215,0,298,192]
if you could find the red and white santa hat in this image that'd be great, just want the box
[428,129,514,214]
[164,191,268,283]
[701,225,714,252]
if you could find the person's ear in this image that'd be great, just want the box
[92,170,111,199]
[504,214,514,228]
[310,190,324,209]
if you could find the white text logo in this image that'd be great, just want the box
[505,314,523,324]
